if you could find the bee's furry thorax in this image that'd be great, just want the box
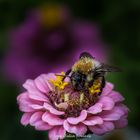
[72,57,94,74]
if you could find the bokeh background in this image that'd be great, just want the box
[0,0,140,140]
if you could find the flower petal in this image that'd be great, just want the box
[54,102,68,110]
[42,112,64,126]
[23,79,49,102]
[35,121,53,131]
[46,73,56,80]
[83,116,103,126]
[45,73,56,91]
[118,104,129,115]
[20,112,32,126]
[63,120,87,136]
[114,115,128,128]
[99,96,114,110]
[102,82,114,96]
[44,102,64,115]
[108,91,124,103]
[67,110,87,125]
[17,92,35,112]
[100,106,125,121]
[29,111,43,126]
[89,122,115,135]
[34,74,50,93]
[29,104,44,110]
[87,103,102,114]
[49,126,66,140]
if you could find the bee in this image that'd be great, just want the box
[60,52,121,95]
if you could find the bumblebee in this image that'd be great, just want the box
[62,52,120,95]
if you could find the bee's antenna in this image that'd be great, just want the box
[66,75,71,78]
[55,74,65,77]
[55,74,71,78]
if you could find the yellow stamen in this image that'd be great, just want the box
[64,94,69,102]
[89,79,101,94]
[50,72,69,90]
[80,93,84,103]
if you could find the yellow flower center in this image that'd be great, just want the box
[48,72,100,117]
[39,4,64,27]
[50,72,69,90]
[89,79,101,94]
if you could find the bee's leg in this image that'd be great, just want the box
[65,69,71,76]
[98,76,105,96]
[62,69,71,81]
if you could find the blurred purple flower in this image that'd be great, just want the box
[4,4,107,84]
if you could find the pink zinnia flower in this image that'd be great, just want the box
[17,73,128,140]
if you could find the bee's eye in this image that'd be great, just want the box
[71,73,81,82]
[75,76,81,82]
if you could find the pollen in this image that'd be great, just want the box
[89,79,101,95]
[50,72,69,90]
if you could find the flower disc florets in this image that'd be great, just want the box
[48,72,100,117]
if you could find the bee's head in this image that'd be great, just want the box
[72,57,94,74]
[71,72,86,91]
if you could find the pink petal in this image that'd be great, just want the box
[108,91,124,103]
[45,73,56,91]
[83,116,103,126]
[42,112,64,126]
[46,73,56,80]
[20,112,32,126]
[54,102,68,110]
[100,106,125,121]
[117,103,129,115]
[28,94,49,102]
[17,92,35,112]
[99,96,114,110]
[35,121,53,131]
[49,126,66,140]
[19,103,34,112]
[63,120,87,136]
[34,74,50,93]
[44,103,64,115]
[102,82,114,96]
[17,92,28,103]
[17,92,43,105]
[87,103,102,114]
[29,104,44,110]
[23,79,49,102]
[29,111,43,126]
[114,115,128,128]
[17,92,24,101]
[67,110,87,125]
[89,122,114,135]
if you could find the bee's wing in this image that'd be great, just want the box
[96,63,121,72]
